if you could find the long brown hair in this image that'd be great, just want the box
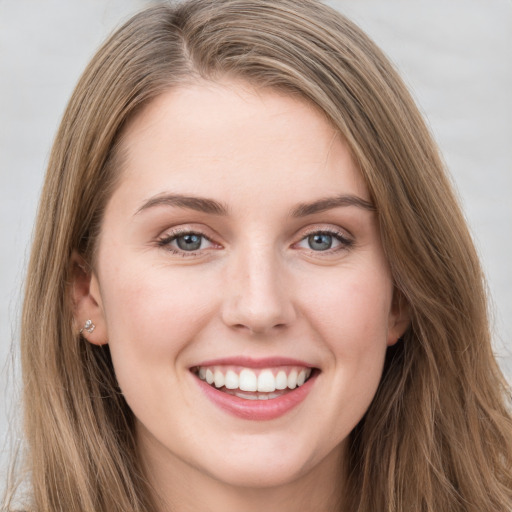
[6,1,512,510]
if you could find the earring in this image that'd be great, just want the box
[80,319,96,334]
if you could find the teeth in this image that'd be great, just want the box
[276,370,288,390]
[288,369,298,389]
[224,370,239,390]
[257,369,276,392]
[224,389,292,401]
[214,369,225,388]
[196,365,313,395]
[239,369,257,392]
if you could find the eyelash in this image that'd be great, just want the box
[297,228,354,253]
[157,228,216,257]
[156,227,354,257]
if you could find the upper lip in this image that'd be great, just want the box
[191,356,315,369]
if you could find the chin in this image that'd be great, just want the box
[196,433,342,490]
[204,456,312,489]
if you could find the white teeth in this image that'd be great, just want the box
[224,389,284,401]
[257,369,276,392]
[224,370,239,390]
[214,369,225,388]
[196,366,313,395]
[275,370,288,390]
[239,369,258,392]
[287,369,298,389]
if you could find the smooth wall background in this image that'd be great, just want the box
[1,0,511,482]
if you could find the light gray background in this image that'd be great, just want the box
[1,0,511,482]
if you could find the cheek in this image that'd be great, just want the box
[302,265,392,387]
[99,255,219,374]
[301,265,393,346]
[280,264,393,449]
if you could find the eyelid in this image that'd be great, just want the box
[298,224,353,242]
[157,223,220,241]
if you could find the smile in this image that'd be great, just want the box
[192,365,313,400]
[191,359,318,420]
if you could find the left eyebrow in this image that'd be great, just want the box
[291,194,376,217]
[135,193,229,216]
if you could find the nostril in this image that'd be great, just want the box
[229,320,290,336]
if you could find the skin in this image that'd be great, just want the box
[73,80,408,512]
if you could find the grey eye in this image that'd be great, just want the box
[176,234,203,251]
[307,234,333,251]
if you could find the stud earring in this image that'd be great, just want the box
[80,319,96,334]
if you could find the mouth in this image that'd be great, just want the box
[191,364,315,401]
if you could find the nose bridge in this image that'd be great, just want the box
[222,240,295,334]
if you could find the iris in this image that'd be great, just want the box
[308,233,333,251]
[176,234,203,251]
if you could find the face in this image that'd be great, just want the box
[76,80,406,493]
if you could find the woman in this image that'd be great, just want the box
[5,0,512,510]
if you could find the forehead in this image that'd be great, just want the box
[112,80,369,212]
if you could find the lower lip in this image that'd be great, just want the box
[194,372,317,421]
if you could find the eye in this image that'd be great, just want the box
[175,233,204,251]
[157,230,217,254]
[295,229,353,252]
[307,233,335,251]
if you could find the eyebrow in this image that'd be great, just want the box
[135,192,375,217]
[291,194,375,217]
[135,194,229,216]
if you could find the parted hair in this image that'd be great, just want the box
[5,1,512,511]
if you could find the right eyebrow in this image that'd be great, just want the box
[291,194,376,217]
[134,193,229,216]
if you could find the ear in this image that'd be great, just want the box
[70,250,108,346]
[387,288,410,346]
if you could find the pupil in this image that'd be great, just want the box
[308,234,332,251]
[177,234,202,251]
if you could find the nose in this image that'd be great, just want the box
[221,248,296,335]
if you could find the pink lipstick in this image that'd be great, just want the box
[191,357,318,420]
